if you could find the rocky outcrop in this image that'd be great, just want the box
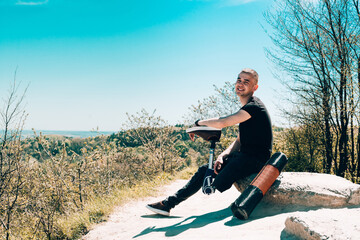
[234,172,360,239]
[284,208,360,240]
[234,172,360,207]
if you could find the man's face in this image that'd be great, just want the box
[235,72,258,97]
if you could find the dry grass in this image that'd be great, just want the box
[57,165,198,239]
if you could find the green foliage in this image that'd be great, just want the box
[274,124,327,173]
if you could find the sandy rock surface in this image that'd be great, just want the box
[235,172,360,207]
[82,179,360,240]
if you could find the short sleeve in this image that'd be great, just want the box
[241,102,259,117]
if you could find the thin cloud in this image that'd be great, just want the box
[187,0,258,4]
[225,0,257,6]
[16,0,48,5]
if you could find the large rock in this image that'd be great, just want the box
[284,208,360,240]
[234,172,360,207]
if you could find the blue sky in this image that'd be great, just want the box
[0,0,283,131]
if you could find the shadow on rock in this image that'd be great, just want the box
[280,229,302,240]
[133,207,232,238]
[225,202,323,226]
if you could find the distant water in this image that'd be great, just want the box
[18,130,116,138]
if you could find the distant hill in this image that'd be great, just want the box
[20,130,115,138]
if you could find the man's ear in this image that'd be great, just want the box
[253,84,258,91]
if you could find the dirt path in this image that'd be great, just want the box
[83,180,302,240]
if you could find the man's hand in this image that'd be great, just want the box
[214,154,227,175]
[189,133,195,141]
[189,119,201,141]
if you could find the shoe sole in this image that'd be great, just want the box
[146,205,170,216]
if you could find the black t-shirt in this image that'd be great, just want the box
[239,96,273,159]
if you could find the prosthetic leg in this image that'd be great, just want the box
[186,126,221,195]
[202,139,217,194]
[230,152,288,220]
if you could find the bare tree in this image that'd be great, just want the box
[185,81,241,124]
[0,72,28,239]
[123,109,182,173]
[265,0,360,179]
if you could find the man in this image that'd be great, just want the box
[146,68,273,216]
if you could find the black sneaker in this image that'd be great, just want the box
[146,201,170,216]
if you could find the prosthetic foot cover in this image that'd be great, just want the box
[231,152,288,220]
[202,168,216,195]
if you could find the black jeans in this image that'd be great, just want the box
[163,151,268,209]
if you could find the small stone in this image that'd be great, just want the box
[284,208,360,240]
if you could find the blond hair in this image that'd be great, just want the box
[241,68,259,84]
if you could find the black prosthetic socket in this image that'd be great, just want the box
[231,152,288,220]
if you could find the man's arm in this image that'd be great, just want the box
[214,134,241,174]
[197,109,251,129]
